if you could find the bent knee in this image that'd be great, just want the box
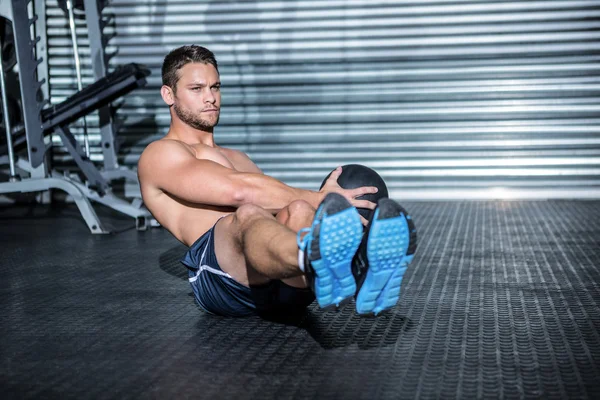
[276,200,313,225]
[284,200,315,232]
[286,199,314,215]
[234,204,272,226]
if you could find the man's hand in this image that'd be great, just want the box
[319,166,378,225]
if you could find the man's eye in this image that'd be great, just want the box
[213,86,220,91]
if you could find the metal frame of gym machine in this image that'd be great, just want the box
[0,0,155,234]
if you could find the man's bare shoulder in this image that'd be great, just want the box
[139,138,236,179]
[138,139,195,181]
[141,138,194,160]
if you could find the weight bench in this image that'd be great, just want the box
[3,63,150,196]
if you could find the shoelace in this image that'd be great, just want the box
[296,227,311,249]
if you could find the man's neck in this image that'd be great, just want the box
[167,119,215,147]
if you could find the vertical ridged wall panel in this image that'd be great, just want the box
[45,0,600,199]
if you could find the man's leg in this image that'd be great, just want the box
[213,203,305,288]
[277,197,419,315]
[276,200,316,289]
[214,193,364,309]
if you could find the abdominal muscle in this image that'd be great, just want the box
[147,190,235,247]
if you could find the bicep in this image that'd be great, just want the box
[138,143,242,207]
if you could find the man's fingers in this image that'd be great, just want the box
[328,166,343,181]
[351,199,377,210]
[352,186,378,198]
[360,215,369,226]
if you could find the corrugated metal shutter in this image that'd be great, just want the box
[45,0,600,199]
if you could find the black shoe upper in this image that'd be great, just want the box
[351,198,418,295]
[302,192,353,294]
[352,208,375,294]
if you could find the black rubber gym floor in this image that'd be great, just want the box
[1,200,599,399]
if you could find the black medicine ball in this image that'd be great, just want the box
[320,164,389,219]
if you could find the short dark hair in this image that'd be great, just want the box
[161,45,219,91]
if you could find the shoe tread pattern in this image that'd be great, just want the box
[311,207,362,309]
[356,199,417,315]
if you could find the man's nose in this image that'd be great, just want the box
[204,88,216,103]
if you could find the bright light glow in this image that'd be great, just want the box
[490,187,514,199]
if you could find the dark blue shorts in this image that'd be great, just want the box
[180,220,315,317]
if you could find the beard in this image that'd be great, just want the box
[173,102,219,131]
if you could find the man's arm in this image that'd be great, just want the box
[138,140,324,211]
[209,149,379,214]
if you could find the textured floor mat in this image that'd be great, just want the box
[0,201,599,399]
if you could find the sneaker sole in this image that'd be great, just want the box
[310,200,363,310]
[355,199,417,315]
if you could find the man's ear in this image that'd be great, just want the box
[160,85,175,106]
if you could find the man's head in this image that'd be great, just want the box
[161,45,221,132]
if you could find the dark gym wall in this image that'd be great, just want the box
[44,0,600,200]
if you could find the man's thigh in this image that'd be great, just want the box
[213,201,315,289]
[213,213,272,287]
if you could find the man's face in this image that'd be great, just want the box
[171,63,221,131]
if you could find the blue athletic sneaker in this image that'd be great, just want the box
[297,193,363,310]
[353,198,417,315]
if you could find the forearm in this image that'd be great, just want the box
[233,172,324,210]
